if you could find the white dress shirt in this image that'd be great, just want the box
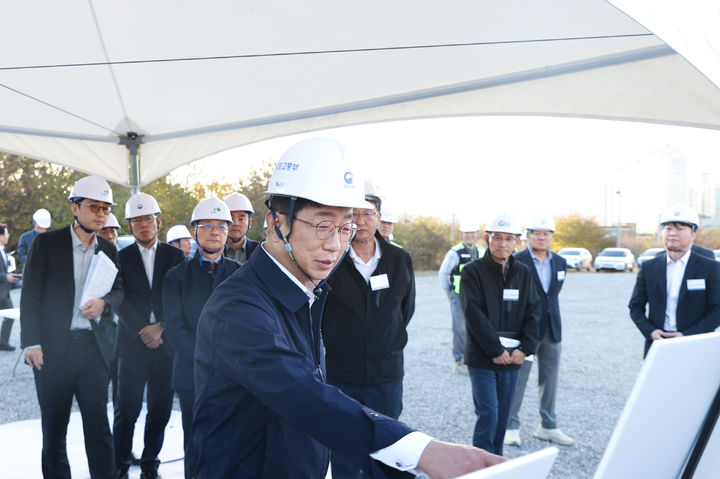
[665,250,691,332]
[349,238,382,283]
[139,240,159,323]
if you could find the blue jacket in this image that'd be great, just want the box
[514,249,566,342]
[17,229,38,264]
[163,252,240,391]
[193,246,414,478]
[629,250,720,356]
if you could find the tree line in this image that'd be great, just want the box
[4,153,715,271]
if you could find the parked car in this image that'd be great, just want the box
[557,247,593,271]
[594,247,636,272]
[637,247,665,266]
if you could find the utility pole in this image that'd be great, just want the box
[616,189,622,248]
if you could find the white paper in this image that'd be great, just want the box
[79,251,118,314]
[499,336,521,349]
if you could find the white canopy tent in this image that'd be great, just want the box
[1,0,718,190]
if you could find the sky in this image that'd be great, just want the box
[170,116,720,232]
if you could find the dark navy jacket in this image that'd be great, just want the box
[17,228,38,264]
[629,250,720,356]
[162,252,240,391]
[193,246,413,478]
[514,249,566,342]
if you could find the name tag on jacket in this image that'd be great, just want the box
[370,274,390,291]
[503,289,520,301]
[557,271,566,281]
[687,279,706,291]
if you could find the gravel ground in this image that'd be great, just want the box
[0,272,645,477]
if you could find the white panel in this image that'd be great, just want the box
[594,332,720,479]
[455,447,558,479]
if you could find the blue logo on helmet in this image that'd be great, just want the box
[137,204,143,210]
[344,172,353,185]
[499,220,508,227]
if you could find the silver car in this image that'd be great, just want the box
[594,247,636,272]
[557,247,593,271]
[637,247,665,266]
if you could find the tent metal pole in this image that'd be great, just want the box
[119,132,143,194]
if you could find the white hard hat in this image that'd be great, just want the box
[32,208,52,228]
[224,192,254,215]
[364,181,382,210]
[104,212,121,230]
[125,192,161,219]
[68,175,115,205]
[380,200,399,224]
[526,215,556,232]
[167,224,192,243]
[266,137,368,209]
[485,213,523,235]
[459,221,481,233]
[660,203,700,230]
[191,197,232,224]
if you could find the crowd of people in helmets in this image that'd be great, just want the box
[9,136,720,479]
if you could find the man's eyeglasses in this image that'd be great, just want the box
[129,215,157,225]
[294,217,357,242]
[352,211,377,220]
[79,203,111,215]
[197,223,228,232]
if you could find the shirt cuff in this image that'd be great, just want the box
[369,431,433,474]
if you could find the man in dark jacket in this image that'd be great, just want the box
[505,215,574,447]
[163,198,240,479]
[322,181,416,478]
[461,213,540,455]
[223,192,259,264]
[629,204,720,357]
[21,175,121,478]
[192,138,502,479]
[114,192,185,479]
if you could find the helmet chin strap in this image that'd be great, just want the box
[268,197,351,299]
[73,216,97,234]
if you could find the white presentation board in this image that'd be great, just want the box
[594,332,720,479]
[455,447,558,479]
[691,408,720,477]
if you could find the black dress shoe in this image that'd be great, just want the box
[140,472,161,479]
[117,472,129,479]
[0,344,15,351]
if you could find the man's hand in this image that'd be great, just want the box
[510,348,526,365]
[81,298,105,320]
[25,347,44,370]
[139,323,164,349]
[6,273,19,284]
[418,440,505,479]
[650,329,684,341]
[492,350,512,365]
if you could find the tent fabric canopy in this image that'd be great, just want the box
[1,0,719,187]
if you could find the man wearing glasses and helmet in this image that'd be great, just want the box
[21,175,121,478]
[163,197,241,479]
[192,138,503,478]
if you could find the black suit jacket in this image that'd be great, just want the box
[629,250,720,355]
[20,226,123,370]
[116,241,185,358]
[514,248,566,342]
[0,248,14,309]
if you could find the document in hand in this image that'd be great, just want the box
[79,251,118,313]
